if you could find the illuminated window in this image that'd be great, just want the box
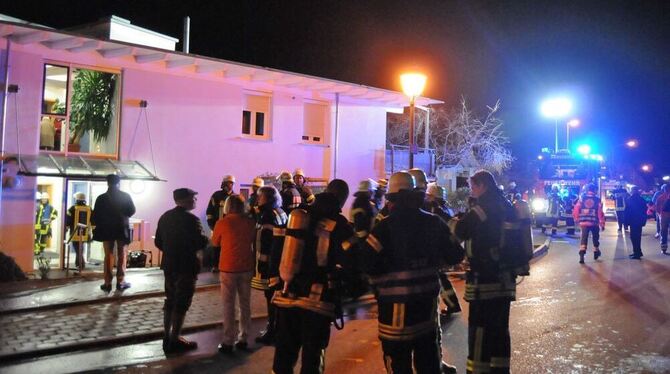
[302,101,329,144]
[41,64,120,156]
[242,93,271,138]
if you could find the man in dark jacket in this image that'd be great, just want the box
[625,186,648,259]
[92,174,136,292]
[155,188,209,353]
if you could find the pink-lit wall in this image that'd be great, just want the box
[0,39,389,271]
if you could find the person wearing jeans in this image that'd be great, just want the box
[92,174,136,292]
[211,194,256,353]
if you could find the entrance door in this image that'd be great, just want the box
[64,180,108,269]
[35,176,64,269]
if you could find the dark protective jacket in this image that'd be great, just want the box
[362,205,464,341]
[374,204,390,226]
[91,188,136,243]
[611,188,629,211]
[247,191,260,220]
[297,184,316,206]
[453,189,517,301]
[350,194,378,239]
[206,189,233,230]
[273,192,356,319]
[66,202,92,242]
[252,205,288,291]
[546,191,562,218]
[280,185,303,214]
[155,206,209,275]
[423,200,453,222]
[624,193,648,227]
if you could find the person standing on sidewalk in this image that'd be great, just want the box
[66,192,92,273]
[211,195,257,353]
[625,186,648,260]
[610,183,630,232]
[654,184,670,254]
[573,183,606,264]
[92,174,135,292]
[651,185,662,238]
[155,188,209,353]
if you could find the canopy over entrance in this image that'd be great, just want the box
[16,154,162,181]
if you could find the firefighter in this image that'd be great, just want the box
[543,184,562,235]
[277,171,302,213]
[35,192,58,254]
[610,183,630,232]
[655,184,670,254]
[247,177,264,220]
[561,189,577,236]
[252,186,288,345]
[362,171,464,374]
[66,192,92,272]
[272,179,356,374]
[373,178,388,211]
[350,179,378,239]
[450,170,521,374]
[206,175,236,271]
[293,168,315,206]
[426,183,463,318]
[573,183,606,264]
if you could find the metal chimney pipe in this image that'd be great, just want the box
[183,16,190,53]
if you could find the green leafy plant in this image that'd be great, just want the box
[52,98,66,115]
[69,69,117,145]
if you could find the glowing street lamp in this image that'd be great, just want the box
[540,97,573,153]
[626,139,638,148]
[566,118,580,152]
[401,73,427,168]
[641,164,651,172]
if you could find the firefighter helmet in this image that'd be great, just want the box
[294,168,305,177]
[408,168,428,191]
[427,183,446,201]
[252,177,264,188]
[35,191,42,200]
[377,178,388,190]
[387,171,415,195]
[280,208,310,291]
[277,171,293,183]
[222,175,236,184]
[41,192,49,200]
[356,178,378,195]
[73,192,86,201]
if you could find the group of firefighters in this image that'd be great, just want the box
[187,167,532,374]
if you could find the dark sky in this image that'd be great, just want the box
[2,0,669,174]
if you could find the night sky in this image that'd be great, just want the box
[2,1,668,175]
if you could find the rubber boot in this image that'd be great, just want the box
[579,250,585,264]
[167,312,197,353]
[256,300,276,344]
[594,248,601,260]
[162,306,172,352]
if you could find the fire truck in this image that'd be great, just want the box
[530,150,603,228]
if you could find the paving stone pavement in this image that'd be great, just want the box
[0,288,267,360]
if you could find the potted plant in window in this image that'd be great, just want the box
[68,70,117,153]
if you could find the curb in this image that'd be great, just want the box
[0,283,221,316]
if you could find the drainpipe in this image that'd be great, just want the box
[333,93,340,179]
[0,39,12,219]
[183,16,190,54]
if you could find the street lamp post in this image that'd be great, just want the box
[541,97,573,153]
[566,119,580,151]
[401,73,427,169]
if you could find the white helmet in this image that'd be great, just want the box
[35,191,42,200]
[74,192,86,201]
[356,178,378,194]
[388,171,416,195]
[427,183,446,201]
[41,192,49,200]
[252,177,264,188]
[408,168,428,191]
[222,175,236,184]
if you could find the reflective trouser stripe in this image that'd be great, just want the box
[474,327,485,364]
[384,355,394,374]
[467,359,490,374]
[490,357,510,368]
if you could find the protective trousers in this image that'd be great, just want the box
[272,307,331,374]
[563,215,575,235]
[467,299,511,374]
[660,216,669,253]
[616,211,628,231]
[629,225,643,256]
[579,226,600,252]
[381,328,442,374]
[439,271,461,311]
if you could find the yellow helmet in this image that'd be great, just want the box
[377,178,388,189]
[41,192,50,200]
[252,177,264,187]
[73,192,86,201]
[294,168,305,177]
[222,175,236,184]
[408,168,428,191]
[388,171,415,195]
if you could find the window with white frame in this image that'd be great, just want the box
[242,93,271,138]
[302,101,329,144]
[40,63,121,156]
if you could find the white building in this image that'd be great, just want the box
[0,15,440,272]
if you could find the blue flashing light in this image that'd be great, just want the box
[577,144,591,155]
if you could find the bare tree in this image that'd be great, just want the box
[387,98,513,173]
